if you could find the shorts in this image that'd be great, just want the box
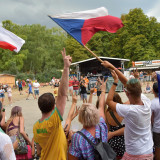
[19,87,23,91]
[34,90,39,95]
[69,86,73,90]
[29,91,33,94]
[153,132,160,147]
[97,91,101,96]
[122,152,153,160]
[81,93,87,100]
[73,90,79,96]
[0,93,5,98]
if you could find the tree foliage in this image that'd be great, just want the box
[66,8,160,66]
[1,8,160,81]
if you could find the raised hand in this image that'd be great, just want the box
[90,88,95,94]
[72,92,77,104]
[72,106,80,120]
[101,61,115,70]
[61,48,72,68]
[100,78,108,92]
[111,70,118,83]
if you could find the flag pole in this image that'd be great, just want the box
[84,45,103,63]
[84,45,113,72]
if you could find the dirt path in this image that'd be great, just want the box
[3,84,155,141]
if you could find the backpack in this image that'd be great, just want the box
[77,125,116,160]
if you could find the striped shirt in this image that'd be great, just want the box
[69,117,108,159]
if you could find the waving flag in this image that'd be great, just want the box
[0,26,25,52]
[49,7,124,45]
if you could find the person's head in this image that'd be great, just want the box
[10,106,22,118]
[124,79,142,99]
[38,93,55,114]
[0,86,2,89]
[79,103,99,128]
[35,80,37,83]
[113,92,123,104]
[153,82,158,97]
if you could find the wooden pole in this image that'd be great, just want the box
[84,45,103,63]
[84,45,113,72]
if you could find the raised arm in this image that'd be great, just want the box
[101,61,128,86]
[98,78,108,119]
[64,94,77,136]
[56,48,72,117]
[88,88,94,103]
[106,70,119,112]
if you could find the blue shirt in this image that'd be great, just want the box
[69,117,108,159]
[28,83,32,92]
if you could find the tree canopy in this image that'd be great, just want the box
[1,8,160,81]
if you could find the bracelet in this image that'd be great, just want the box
[113,82,118,86]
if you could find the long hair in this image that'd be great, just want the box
[6,106,22,129]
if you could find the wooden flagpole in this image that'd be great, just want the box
[84,45,103,63]
[84,45,113,72]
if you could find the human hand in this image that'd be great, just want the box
[90,88,95,94]
[71,106,80,121]
[72,93,77,104]
[13,140,18,150]
[111,70,118,83]
[101,61,115,70]
[61,48,72,68]
[100,78,108,92]
[107,131,114,140]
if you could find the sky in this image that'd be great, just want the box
[0,0,160,28]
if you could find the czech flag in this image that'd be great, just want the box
[49,7,124,46]
[0,26,25,53]
[156,71,160,101]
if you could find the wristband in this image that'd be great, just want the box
[113,82,118,86]
[2,108,5,112]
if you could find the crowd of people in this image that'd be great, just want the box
[0,48,160,160]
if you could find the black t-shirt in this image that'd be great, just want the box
[80,82,87,94]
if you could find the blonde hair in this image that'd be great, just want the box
[79,103,99,127]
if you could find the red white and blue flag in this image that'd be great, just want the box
[0,26,25,52]
[49,7,124,45]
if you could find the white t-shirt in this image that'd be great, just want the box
[33,82,40,90]
[116,94,153,155]
[0,132,16,160]
[151,97,160,133]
